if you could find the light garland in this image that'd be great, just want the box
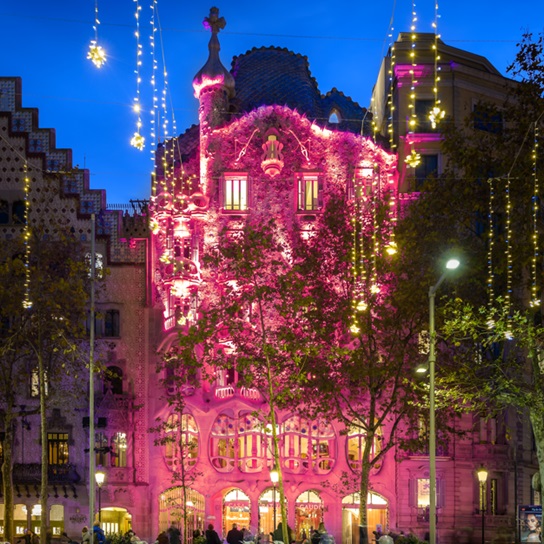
[505,175,513,335]
[405,3,421,169]
[487,178,495,309]
[87,0,106,68]
[22,162,32,309]
[530,123,540,307]
[429,1,445,129]
[131,0,145,151]
[405,148,421,168]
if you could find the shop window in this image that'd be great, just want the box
[281,415,336,475]
[49,504,64,536]
[414,154,438,189]
[111,432,128,467]
[297,174,323,212]
[164,413,199,472]
[222,174,248,211]
[48,432,69,466]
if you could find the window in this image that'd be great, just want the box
[328,109,341,124]
[414,154,438,189]
[12,201,26,224]
[164,413,199,472]
[95,432,109,466]
[473,103,503,133]
[48,433,69,465]
[223,175,248,211]
[414,100,436,133]
[347,423,382,471]
[410,477,445,520]
[281,415,336,475]
[297,174,323,211]
[0,200,8,224]
[105,366,123,394]
[111,432,127,467]
[86,309,120,338]
[237,413,267,473]
[479,476,500,515]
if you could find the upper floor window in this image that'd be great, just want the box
[281,415,335,475]
[0,200,9,224]
[297,174,323,212]
[31,368,48,397]
[95,432,109,467]
[12,201,26,224]
[105,366,123,395]
[48,432,69,465]
[347,422,383,471]
[87,309,120,338]
[111,432,128,467]
[222,174,248,211]
[414,154,438,189]
[164,413,199,472]
[473,103,503,134]
[414,99,437,133]
[409,477,445,520]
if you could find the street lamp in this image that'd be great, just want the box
[270,466,279,533]
[95,468,105,523]
[429,258,460,544]
[477,466,488,544]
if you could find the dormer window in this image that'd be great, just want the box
[222,174,249,211]
[296,174,323,212]
[328,109,341,124]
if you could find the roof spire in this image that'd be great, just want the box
[193,7,235,98]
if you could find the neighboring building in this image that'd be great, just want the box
[0,18,539,544]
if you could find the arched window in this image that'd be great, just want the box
[164,413,199,471]
[237,412,266,472]
[210,413,236,472]
[328,109,341,124]
[346,422,382,471]
[281,416,336,475]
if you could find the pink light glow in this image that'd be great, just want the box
[193,74,227,98]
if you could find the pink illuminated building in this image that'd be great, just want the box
[0,13,539,544]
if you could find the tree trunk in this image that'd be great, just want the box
[2,408,15,543]
[359,460,371,544]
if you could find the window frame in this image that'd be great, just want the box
[296,173,323,212]
[221,173,249,212]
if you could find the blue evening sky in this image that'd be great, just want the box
[0,1,542,204]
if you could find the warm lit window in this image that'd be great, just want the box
[164,413,199,472]
[237,413,266,473]
[297,174,322,211]
[223,175,248,211]
[95,432,108,466]
[347,423,382,471]
[209,413,236,472]
[111,432,128,467]
[409,477,444,520]
[48,433,69,465]
[281,416,335,475]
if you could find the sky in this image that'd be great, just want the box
[0,1,542,205]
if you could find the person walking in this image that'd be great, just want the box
[205,524,222,544]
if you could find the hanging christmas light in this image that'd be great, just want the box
[487,177,495,309]
[87,0,106,68]
[131,0,145,150]
[429,1,445,129]
[405,148,421,168]
[530,122,541,307]
[22,162,32,309]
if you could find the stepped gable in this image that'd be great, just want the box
[229,46,368,135]
[230,46,324,122]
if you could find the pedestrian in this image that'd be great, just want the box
[82,527,92,544]
[156,531,169,544]
[93,523,106,544]
[205,524,222,544]
[168,525,181,544]
[226,524,243,544]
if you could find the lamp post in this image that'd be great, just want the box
[429,258,460,544]
[477,466,488,544]
[270,466,279,533]
[95,468,105,523]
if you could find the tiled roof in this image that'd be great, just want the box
[230,46,370,135]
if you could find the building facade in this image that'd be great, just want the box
[0,16,539,544]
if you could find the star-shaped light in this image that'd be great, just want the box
[87,40,106,68]
[131,132,145,151]
[405,149,421,168]
[429,106,445,129]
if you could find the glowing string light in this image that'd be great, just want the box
[530,122,540,307]
[131,0,145,151]
[22,162,32,310]
[505,175,513,333]
[487,177,495,309]
[87,0,106,68]
[429,1,445,129]
[405,148,421,168]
